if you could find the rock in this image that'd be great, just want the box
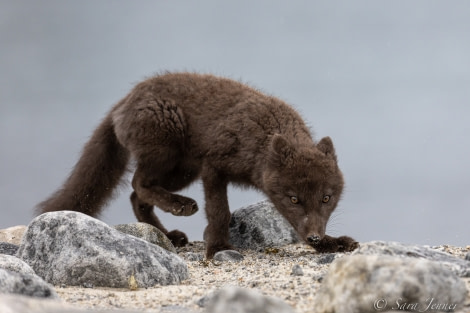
[206,286,295,313]
[213,250,244,262]
[0,254,36,275]
[0,255,58,299]
[0,242,19,255]
[114,222,176,253]
[0,225,27,245]
[0,293,145,313]
[82,282,94,288]
[313,274,324,283]
[228,200,300,250]
[290,264,304,276]
[316,253,336,264]
[0,268,58,298]
[17,211,189,288]
[197,294,211,308]
[353,241,470,277]
[465,252,470,261]
[315,254,467,313]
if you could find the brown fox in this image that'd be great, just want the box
[37,72,358,257]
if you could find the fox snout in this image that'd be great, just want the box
[300,214,327,245]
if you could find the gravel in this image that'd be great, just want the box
[52,242,470,313]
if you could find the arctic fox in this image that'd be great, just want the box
[37,73,358,257]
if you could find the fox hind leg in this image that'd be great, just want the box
[114,99,198,246]
[114,98,200,216]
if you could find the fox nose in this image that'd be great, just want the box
[307,235,321,244]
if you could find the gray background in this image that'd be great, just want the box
[1,1,469,246]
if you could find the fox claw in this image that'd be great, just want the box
[171,199,198,216]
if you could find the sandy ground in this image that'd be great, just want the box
[54,242,470,313]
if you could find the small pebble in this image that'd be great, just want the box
[291,264,304,276]
[213,250,244,262]
[82,282,94,288]
[197,295,211,307]
[313,275,324,283]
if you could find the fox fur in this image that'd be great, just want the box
[37,72,358,257]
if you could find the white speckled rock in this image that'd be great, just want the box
[206,286,295,313]
[353,241,470,277]
[228,200,300,250]
[17,211,188,288]
[0,254,35,275]
[315,254,467,313]
[0,268,58,298]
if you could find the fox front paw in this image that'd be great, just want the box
[312,235,359,253]
[336,236,359,252]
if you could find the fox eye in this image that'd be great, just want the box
[322,195,330,203]
[290,196,299,204]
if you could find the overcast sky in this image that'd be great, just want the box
[1,1,469,246]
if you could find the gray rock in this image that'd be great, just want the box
[0,254,36,275]
[290,264,304,276]
[0,268,58,298]
[228,200,300,250]
[315,254,467,313]
[0,242,19,255]
[0,293,145,313]
[213,250,244,262]
[465,251,470,261]
[17,211,189,288]
[206,286,295,313]
[114,222,176,253]
[353,241,470,277]
[313,274,324,283]
[316,253,336,264]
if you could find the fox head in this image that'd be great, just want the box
[263,134,344,247]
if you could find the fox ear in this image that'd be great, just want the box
[317,136,337,161]
[269,134,295,166]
